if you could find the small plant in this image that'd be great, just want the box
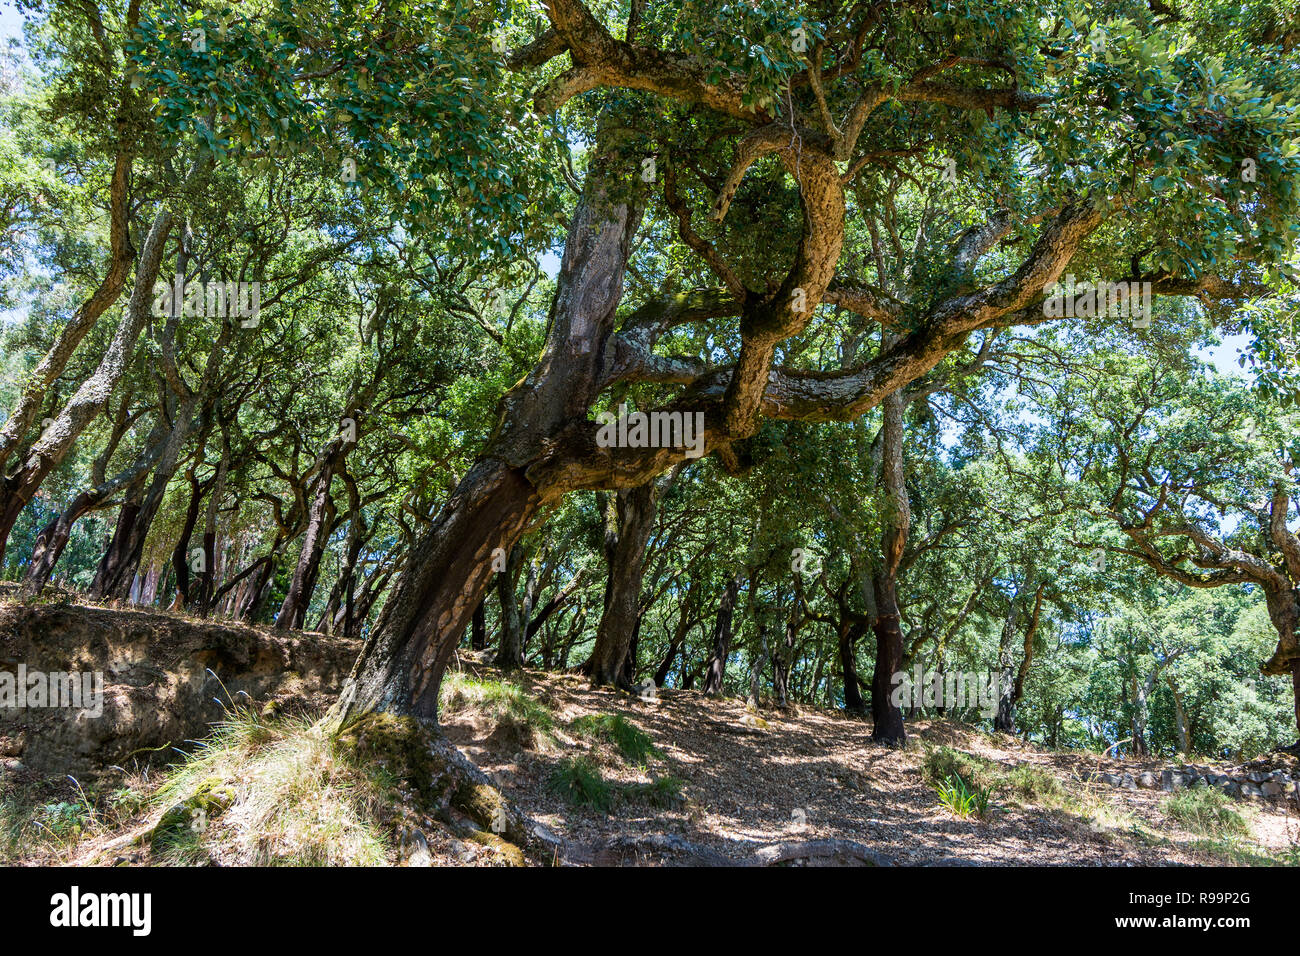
[441,674,554,748]
[623,775,686,809]
[37,800,89,838]
[548,755,615,813]
[1004,764,1069,806]
[1165,787,1250,838]
[571,713,661,765]
[935,774,995,819]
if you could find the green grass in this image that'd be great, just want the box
[623,775,687,809]
[147,710,391,866]
[571,713,661,764]
[441,673,555,748]
[548,754,685,812]
[1164,787,1251,838]
[935,773,994,819]
[921,745,1140,831]
[0,774,134,863]
[548,755,615,812]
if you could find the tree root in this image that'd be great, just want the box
[536,832,894,867]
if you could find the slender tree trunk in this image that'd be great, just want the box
[0,145,134,473]
[21,491,96,594]
[994,605,1021,733]
[774,609,797,708]
[558,608,587,672]
[331,136,642,726]
[1130,674,1150,757]
[840,618,867,714]
[494,542,527,670]
[1166,676,1190,754]
[995,581,1044,733]
[168,470,205,610]
[703,575,742,696]
[589,481,659,686]
[0,208,174,558]
[277,429,353,629]
[88,480,146,600]
[470,598,487,651]
[1291,660,1300,744]
[746,621,770,709]
[870,388,909,745]
[654,582,697,687]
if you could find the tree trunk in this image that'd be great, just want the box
[277,431,353,629]
[870,388,909,745]
[703,574,742,696]
[0,208,174,558]
[654,582,697,687]
[88,480,147,601]
[470,598,487,651]
[21,490,96,594]
[335,459,545,722]
[1130,674,1150,757]
[1166,676,1190,755]
[88,402,208,603]
[774,608,797,708]
[1292,660,1300,744]
[747,621,770,709]
[839,618,867,714]
[331,135,643,726]
[619,612,642,686]
[870,578,906,743]
[0,144,134,474]
[168,470,206,610]
[589,481,659,686]
[995,581,1045,734]
[495,542,527,670]
[558,608,587,672]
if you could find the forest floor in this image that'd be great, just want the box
[1,599,1297,866]
[433,660,1300,866]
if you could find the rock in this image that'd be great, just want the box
[1160,769,1190,792]
[150,777,237,848]
[1120,773,1137,790]
[1215,779,1240,797]
[1245,771,1271,784]
[632,679,657,702]
[400,828,432,867]
[1270,770,1290,783]
[1261,781,1283,798]
[1239,782,1263,800]
[1137,772,1158,789]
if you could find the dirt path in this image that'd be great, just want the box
[441,665,1300,866]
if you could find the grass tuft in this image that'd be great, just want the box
[1165,787,1251,838]
[548,755,615,812]
[150,710,391,865]
[441,673,555,749]
[571,713,661,764]
[623,775,686,809]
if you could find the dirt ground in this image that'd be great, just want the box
[440,662,1300,866]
